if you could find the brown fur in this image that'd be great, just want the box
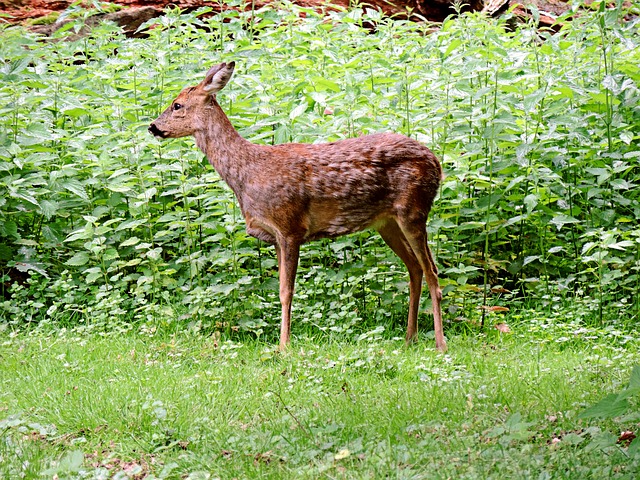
[149,62,447,352]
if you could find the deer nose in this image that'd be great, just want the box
[148,123,164,137]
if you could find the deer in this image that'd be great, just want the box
[149,62,447,352]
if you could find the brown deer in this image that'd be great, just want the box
[149,62,447,352]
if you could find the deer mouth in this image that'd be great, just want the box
[148,123,167,138]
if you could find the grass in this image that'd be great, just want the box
[1,318,639,478]
[2,3,640,330]
[1,3,640,477]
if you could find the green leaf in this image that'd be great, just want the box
[549,214,580,231]
[312,77,340,92]
[0,221,18,238]
[102,248,119,261]
[523,89,545,113]
[86,270,103,283]
[63,179,89,201]
[607,240,634,251]
[65,252,90,267]
[14,261,48,277]
[47,449,84,474]
[562,433,585,445]
[0,244,13,261]
[615,366,640,401]
[120,237,141,247]
[63,107,89,118]
[629,436,640,457]
[116,219,149,231]
[579,393,629,419]
[11,191,39,206]
[585,432,618,452]
[523,194,538,212]
[444,38,462,57]
[289,102,308,120]
[39,200,59,220]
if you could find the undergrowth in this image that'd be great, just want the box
[1,316,639,478]
[0,2,639,338]
[1,4,640,476]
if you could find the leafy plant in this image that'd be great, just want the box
[579,365,640,457]
[0,2,639,338]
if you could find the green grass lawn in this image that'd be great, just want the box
[2,3,640,478]
[1,321,639,479]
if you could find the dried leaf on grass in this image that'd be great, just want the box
[481,305,510,312]
[491,287,511,294]
[618,430,636,445]
[335,448,351,460]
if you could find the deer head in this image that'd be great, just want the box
[148,61,235,139]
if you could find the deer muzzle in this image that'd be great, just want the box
[148,123,166,138]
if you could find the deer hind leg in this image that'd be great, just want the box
[396,217,447,353]
[276,238,300,351]
[377,219,423,343]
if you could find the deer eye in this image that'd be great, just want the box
[173,103,183,111]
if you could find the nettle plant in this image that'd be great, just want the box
[0,2,639,335]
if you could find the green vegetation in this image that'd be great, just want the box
[1,1,639,333]
[22,1,125,26]
[23,12,61,26]
[1,0,639,477]
[1,323,639,478]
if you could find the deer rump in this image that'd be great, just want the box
[234,133,442,245]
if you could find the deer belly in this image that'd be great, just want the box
[245,216,278,244]
[305,201,387,241]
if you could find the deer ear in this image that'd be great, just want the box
[202,61,236,94]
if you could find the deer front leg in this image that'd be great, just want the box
[276,239,300,351]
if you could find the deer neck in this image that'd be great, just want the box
[194,99,258,192]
